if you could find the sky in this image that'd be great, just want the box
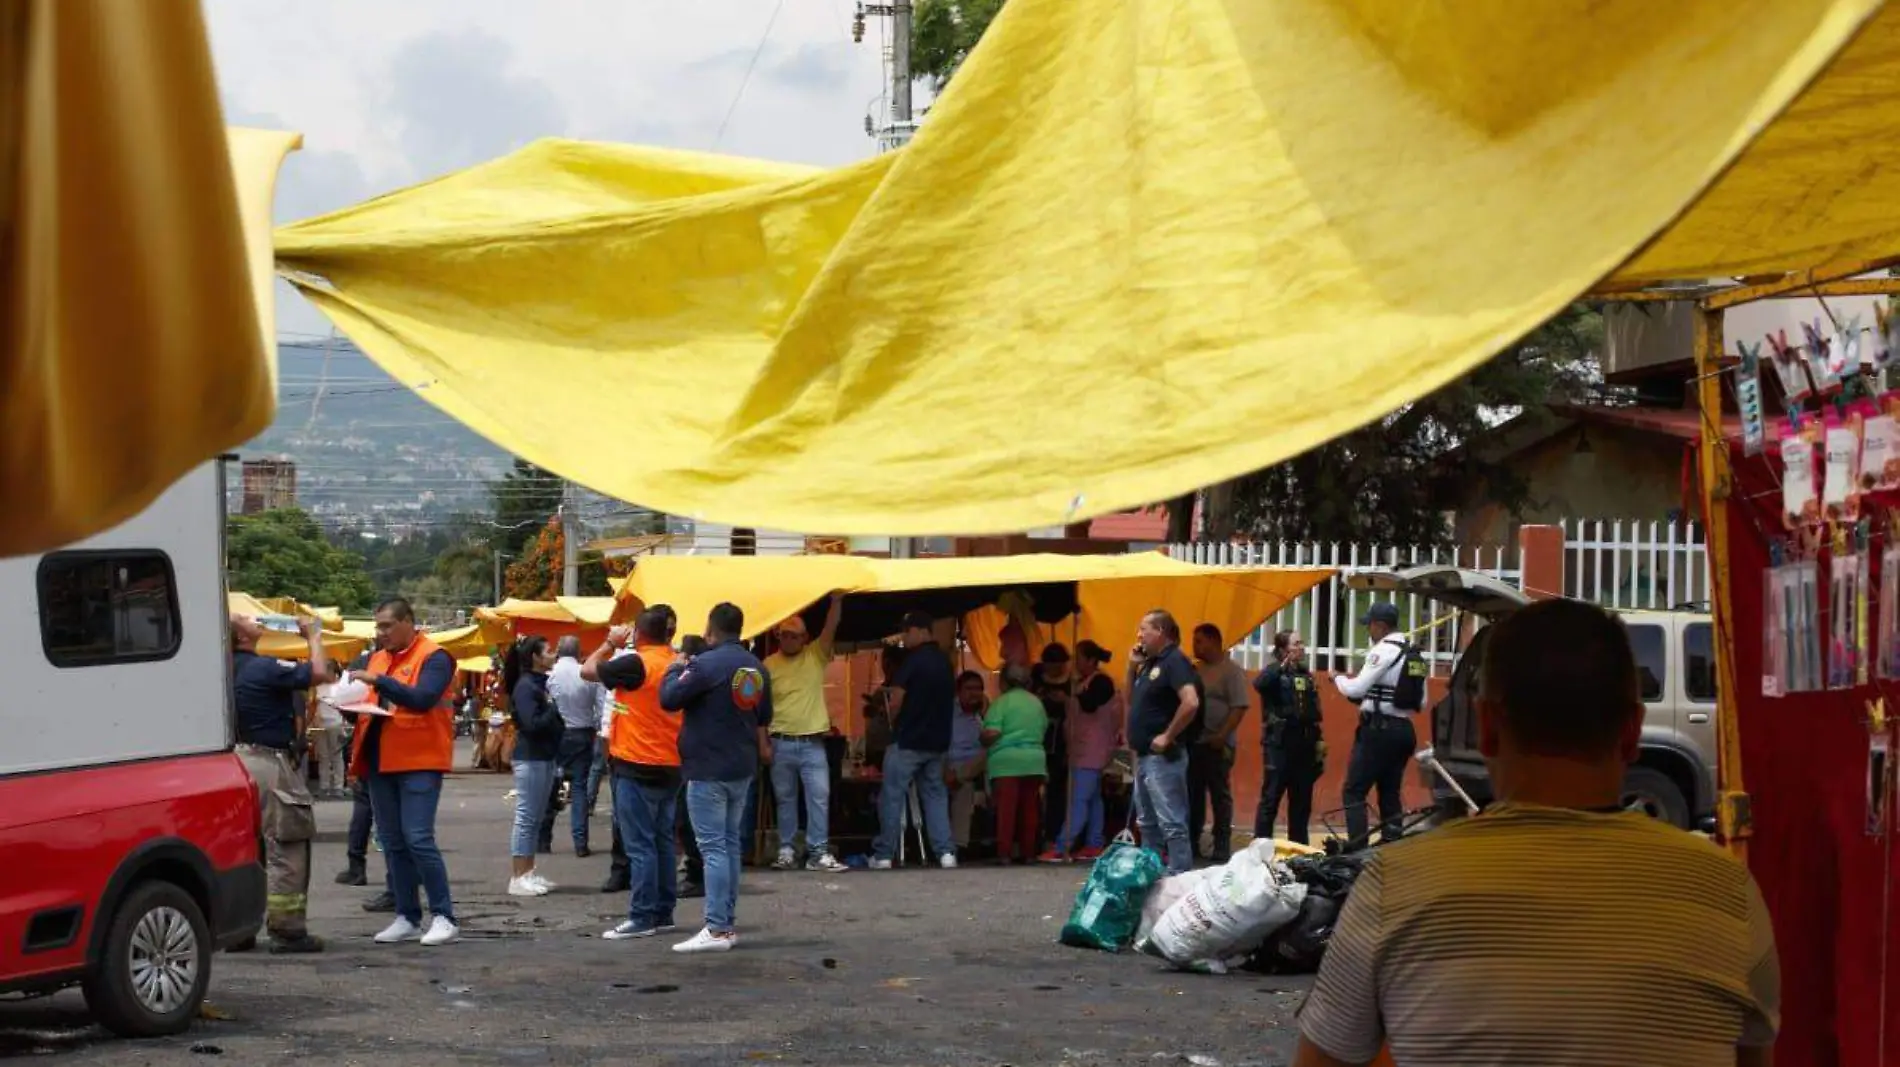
[203,0,893,338]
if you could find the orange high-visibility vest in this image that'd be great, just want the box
[607,642,681,768]
[348,634,453,775]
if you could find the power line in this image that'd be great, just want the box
[711,0,787,150]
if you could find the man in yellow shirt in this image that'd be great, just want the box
[763,593,847,872]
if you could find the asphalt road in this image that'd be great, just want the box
[0,767,1309,1066]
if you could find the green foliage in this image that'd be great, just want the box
[227,508,378,612]
[1225,304,1609,546]
[911,0,1007,91]
[490,458,564,557]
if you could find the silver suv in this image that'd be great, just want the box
[1344,566,1717,830]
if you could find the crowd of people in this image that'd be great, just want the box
[230,594,1442,955]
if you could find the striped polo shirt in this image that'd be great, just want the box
[1298,803,1779,1066]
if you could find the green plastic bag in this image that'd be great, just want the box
[1059,840,1165,952]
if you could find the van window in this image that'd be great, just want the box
[1684,621,1717,703]
[37,551,182,667]
[1627,622,1665,703]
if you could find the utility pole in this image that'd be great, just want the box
[560,484,579,597]
[493,550,504,606]
[857,1,918,558]
[854,1,915,152]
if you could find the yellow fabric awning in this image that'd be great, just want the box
[276,0,1893,536]
[614,552,1332,646]
[2,0,300,556]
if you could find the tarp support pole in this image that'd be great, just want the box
[1696,305,1750,859]
[1699,253,1900,311]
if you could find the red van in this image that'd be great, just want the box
[0,461,263,1035]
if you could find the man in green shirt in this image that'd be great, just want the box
[763,594,847,872]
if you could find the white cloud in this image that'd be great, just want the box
[202,0,893,336]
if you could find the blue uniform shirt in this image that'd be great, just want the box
[232,650,314,749]
[658,639,774,783]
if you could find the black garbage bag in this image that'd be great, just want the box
[1244,893,1340,974]
[1284,850,1371,898]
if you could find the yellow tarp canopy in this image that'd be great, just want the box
[276,0,1895,535]
[1,0,300,556]
[227,594,368,662]
[614,552,1332,652]
[483,597,617,627]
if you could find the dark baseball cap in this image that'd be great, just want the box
[1361,602,1401,627]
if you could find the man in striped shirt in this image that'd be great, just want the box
[1296,598,1779,1067]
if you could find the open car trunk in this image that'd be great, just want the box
[1342,566,1531,810]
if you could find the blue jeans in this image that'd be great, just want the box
[511,759,556,858]
[366,770,456,923]
[1058,766,1106,851]
[613,777,678,929]
[556,729,596,848]
[586,737,607,813]
[1134,754,1192,875]
[685,779,750,933]
[874,746,953,861]
[769,737,832,853]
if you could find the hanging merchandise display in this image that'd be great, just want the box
[1883,527,1900,682]
[1862,410,1900,493]
[1867,727,1890,838]
[1765,556,1823,696]
[1781,422,1823,527]
[1828,529,1870,690]
[1803,319,1843,395]
[1737,340,1767,458]
[1823,413,1863,521]
[1876,301,1900,392]
[1768,329,1815,405]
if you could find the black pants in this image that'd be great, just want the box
[556,728,597,849]
[611,783,702,884]
[1255,745,1319,844]
[1343,714,1417,845]
[347,776,375,864]
[1186,744,1235,859]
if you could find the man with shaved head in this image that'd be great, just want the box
[548,633,607,856]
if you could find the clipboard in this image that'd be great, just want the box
[338,702,393,718]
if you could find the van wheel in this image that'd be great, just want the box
[1622,767,1691,829]
[81,881,212,1037]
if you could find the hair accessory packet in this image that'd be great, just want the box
[1767,329,1814,406]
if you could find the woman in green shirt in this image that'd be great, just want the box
[982,665,1049,864]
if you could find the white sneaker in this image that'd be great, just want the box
[771,847,797,871]
[806,853,848,873]
[507,875,548,897]
[373,917,421,944]
[868,857,894,870]
[671,927,736,954]
[527,871,556,892]
[939,853,959,870]
[420,915,460,947]
[603,920,659,940]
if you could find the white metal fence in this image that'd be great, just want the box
[1562,519,1710,611]
[1169,520,1710,673]
[1167,541,1518,674]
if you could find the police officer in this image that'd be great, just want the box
[1333,603,1414,847]
[1253,629,1324,844]
[230,613,336,953]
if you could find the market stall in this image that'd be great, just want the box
[1597,272,1900,1067]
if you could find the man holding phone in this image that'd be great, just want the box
[1125,609,1201,875]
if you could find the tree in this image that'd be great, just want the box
[490,458,564,558]
[504,515,633,601]
[911,0,1007,91]
[227,508,378,612]
[1223,303,1609,546]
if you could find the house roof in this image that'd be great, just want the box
[1549,403,1753,444]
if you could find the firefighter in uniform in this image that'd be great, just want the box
[230,613,336,953]
[1253,629,1325,844]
